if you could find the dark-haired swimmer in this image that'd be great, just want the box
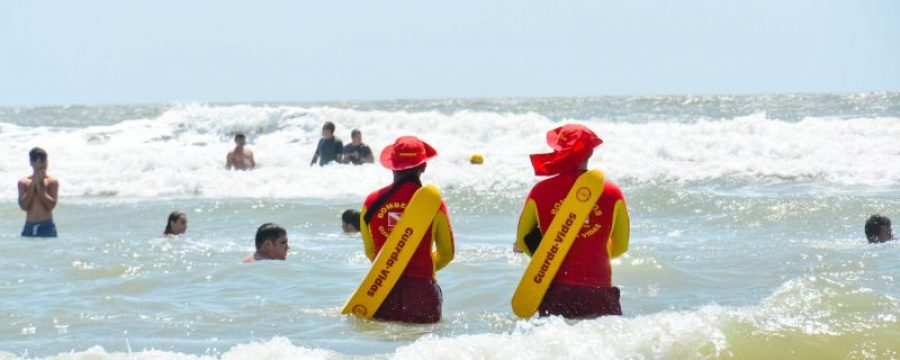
[342,209,361,233]
[342,129,374,165]
[310,121,343,166]
[865,215,894,244]
[164,211,187,237]
[242,223,289,262]
[226,133,256,170]
[18,147,59,237]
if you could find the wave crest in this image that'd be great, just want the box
[1,105,898,199]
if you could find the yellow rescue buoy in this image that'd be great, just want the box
[469,154,484,164]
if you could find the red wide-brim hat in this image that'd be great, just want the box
[380,136,438,171]
[530,124,603,176]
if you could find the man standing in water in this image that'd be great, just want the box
[226,133,256,170]
[342,129,374,165]
[310,121,343,166]
[514,124,630,319]
[18,147,59,237]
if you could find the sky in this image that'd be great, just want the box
[1,0,898,106]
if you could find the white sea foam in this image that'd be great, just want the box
[1,104,898,200]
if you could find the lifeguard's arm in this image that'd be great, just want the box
[607,199,630,258]
[515,199,542,256]
[431,209,455,272]
[18,180,35,211]
[359,206,376,261]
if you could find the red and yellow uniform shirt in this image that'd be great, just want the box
[516,170,629,288]
[360,182,454,280]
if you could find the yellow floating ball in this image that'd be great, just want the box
[469,154,484,164]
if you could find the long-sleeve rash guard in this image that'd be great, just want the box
[361,181,454,280]
[516,170,629,287]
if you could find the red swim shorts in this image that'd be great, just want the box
[374,276,442,323]
[539,284,622,319]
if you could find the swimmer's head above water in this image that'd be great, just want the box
[252,223,289,261]
[865,215,893,244]
[342,209,361,234]
[164,211,187,236]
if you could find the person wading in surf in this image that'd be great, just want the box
[342,129,374,165]
[226,133,256,170]
[310,121,344,166]
[18,147,59,237]
[514,124,630,318]
[358,136,454,323]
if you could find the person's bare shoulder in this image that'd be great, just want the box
[18,176,33,186]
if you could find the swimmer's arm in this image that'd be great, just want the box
[431,211,454,272]
[335,141,344,164]
[311,139,322,166]
[17,179,35,211]
[248,150,256,169]
[310,149,319,167]
[361,148,374,164]
[359,207,376,261]
[226,152,234,169]
[35,178,58,210]
[608,199,630,259]
[515,199,541,256]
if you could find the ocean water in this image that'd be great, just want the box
[0,93,899,359]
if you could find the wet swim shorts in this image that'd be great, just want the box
[374,276,442,323]
[21,219,58,238]
[539,284,621,319]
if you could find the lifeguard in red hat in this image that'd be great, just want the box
[357,136,455,323]
[514,124,630,318]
